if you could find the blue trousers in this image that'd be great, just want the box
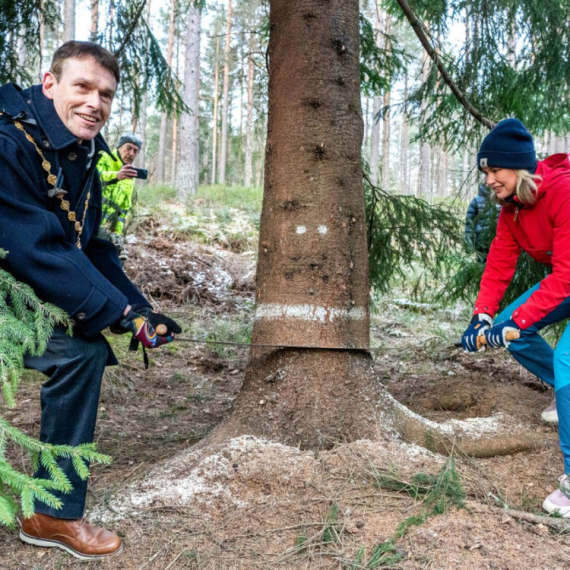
[497,283,570,473]
[24,327,110,519]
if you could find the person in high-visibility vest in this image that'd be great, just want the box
[97,133,143,260]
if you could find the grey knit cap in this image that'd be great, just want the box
[118,133,143,149]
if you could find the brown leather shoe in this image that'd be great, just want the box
[20,513,123,560]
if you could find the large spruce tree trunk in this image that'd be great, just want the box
[214,0,381,450]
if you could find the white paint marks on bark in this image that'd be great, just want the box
[296,226,307,234]
[317,225,328,234]
[256,304,366,323]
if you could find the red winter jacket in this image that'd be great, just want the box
[473,154,570,329]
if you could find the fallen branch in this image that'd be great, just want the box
[488,505,570,532]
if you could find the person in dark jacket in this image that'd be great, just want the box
[464,183,498,262]
[0,41,181,559]
[461,118,570,517]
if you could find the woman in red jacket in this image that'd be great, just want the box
[461,118,570,516]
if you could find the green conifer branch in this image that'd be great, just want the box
[0,251,112,527]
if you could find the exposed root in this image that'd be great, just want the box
[378,384,555,458]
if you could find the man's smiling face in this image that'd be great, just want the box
[42,56,117,142]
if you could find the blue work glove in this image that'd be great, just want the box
[484,319,520,349]
[461,313,493,352]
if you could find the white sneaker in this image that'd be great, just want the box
[541,398,558,423]
[543,475,570,516]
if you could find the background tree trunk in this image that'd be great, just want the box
[399,72,409,193]
[63,0,76,42]
[243,32,255,188]
[418,50,431,198]
[175,0,202,199]
[381,13,391,191]
[217,0,233,185]
[211,35,221,185]
[90,0,99,40]
[156,0,177,184]
[214,0,380,449]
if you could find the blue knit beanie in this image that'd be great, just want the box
[477,118,537,173]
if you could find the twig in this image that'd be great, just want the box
[488,505,570,532]
[163,547,190,570]
[137,543,171,570]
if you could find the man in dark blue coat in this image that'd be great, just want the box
[0,41,180,559]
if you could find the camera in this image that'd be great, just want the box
[133,168,148,180]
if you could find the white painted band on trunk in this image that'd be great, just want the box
[255,303,366,323]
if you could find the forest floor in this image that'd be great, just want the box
[1,197,570,569]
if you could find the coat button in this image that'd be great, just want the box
[68,152,78,161]
[77,312,86,320]
[43,139,50,148]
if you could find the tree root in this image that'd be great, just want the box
[379,385,555,458]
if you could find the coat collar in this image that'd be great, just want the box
[0,82,110,155]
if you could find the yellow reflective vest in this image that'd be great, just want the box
[97,149,136,235]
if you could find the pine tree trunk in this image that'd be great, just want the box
[217,0,233,185]
[90,0,99,40]
[175,0,201,199]
[418,50,430,198]
[369,96,381,185]
[157,0,177,184]
[380,15,391,191]
[138,1,151,171]
[63,0,76,42]
[213,0,380,449]
[400,73,409,193]
[211,35,221,185]
[244,33,255,188]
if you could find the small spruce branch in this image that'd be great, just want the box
[0,251,111,527]
[394,0,495,130]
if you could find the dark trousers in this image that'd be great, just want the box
[23,327,109,519]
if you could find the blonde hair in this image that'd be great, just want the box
[495,169,542,206]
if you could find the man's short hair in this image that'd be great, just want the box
[50,41,120,84]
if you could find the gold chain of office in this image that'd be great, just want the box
[1,113,90,249]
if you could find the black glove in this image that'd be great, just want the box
[137,308,182,338]
[461,313,492,352]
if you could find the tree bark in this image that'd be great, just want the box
[176,0,202,199]
[369,96,381,185]
[63,0,76,42]
[244,33,255,188]
[217,0,233,185]
[211,35,221,185]
[380,14,391,191]
[212,0,379,450]
[90,0,99,40]
[418,52,430,199]
[399,72,409,193]
[156,0,177,184]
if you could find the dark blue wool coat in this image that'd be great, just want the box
[0,82,150,338]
